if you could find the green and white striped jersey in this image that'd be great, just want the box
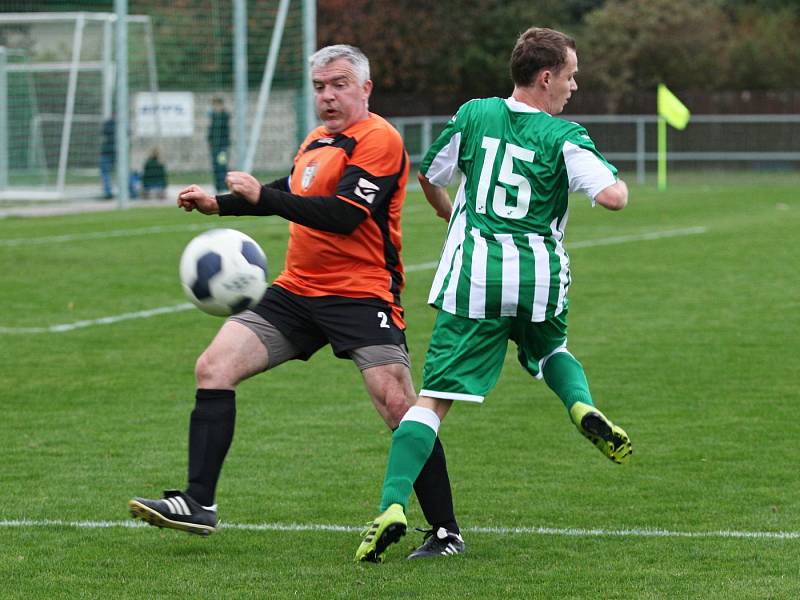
[420,96,618,322]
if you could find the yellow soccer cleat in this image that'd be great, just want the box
[570,401,632,464]
[355,503,407,563]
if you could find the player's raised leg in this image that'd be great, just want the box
[542,349,632,464]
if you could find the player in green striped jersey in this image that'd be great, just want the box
[356,27,632,563]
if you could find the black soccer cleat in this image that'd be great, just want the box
[407,527,466,559]
[128,489,217,535]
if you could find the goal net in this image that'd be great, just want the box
[0,12,158,201]
[0,2,312,205]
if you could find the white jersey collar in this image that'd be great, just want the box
[504,96,547,115]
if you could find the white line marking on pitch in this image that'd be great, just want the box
[0,207,428,247]
[568,225,707,249]
[0,519,796,540]
[0,221,281,247]
[405,226,707,272]
[0,226,706,334]
[0,303,195,334]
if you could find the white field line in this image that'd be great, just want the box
[0,223,223,247]
[404,226,707,273]
[0,206,429,247]
[0,518,796,540]
[0,303,195,334]
[0,226,706,334]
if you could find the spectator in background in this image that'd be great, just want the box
[207,97,230,193]
[99,117,116,199]
[98,116,138,200]
[141,148,169,200]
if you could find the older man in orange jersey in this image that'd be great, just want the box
[128,45,463,560]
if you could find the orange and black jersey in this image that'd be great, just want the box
[217,113,409,328]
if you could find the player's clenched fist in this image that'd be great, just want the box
[178,185,220,214]
[225,171,262,204]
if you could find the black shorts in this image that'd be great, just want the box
[252,285,407,360]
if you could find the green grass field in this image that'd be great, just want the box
[2,173,799,599]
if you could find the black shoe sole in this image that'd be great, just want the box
[128,500,216,536]
[361,523,407,563]
[581,413,632,463]
[581,412,613,440]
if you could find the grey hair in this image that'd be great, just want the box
[309,44,370,84]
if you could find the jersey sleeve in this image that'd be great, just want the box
[562,125,618,202]
[334,126,407,215]
[419,105,467,187]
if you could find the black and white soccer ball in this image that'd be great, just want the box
[179,228,268,316]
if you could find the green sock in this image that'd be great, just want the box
[380,420,437,512]
[542,351,593,412]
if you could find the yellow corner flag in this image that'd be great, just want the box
[657,84,690,130]
[657,84,690,190]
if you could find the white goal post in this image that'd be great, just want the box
[0,12,159,200]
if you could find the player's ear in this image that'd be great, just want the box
[363,79,373,98]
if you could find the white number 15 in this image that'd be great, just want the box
[475,136,535,220]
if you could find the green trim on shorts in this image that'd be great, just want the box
[420,309,569,402]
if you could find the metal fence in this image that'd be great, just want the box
[390,114,800,183]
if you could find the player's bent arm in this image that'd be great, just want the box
[418,173,453,222]
[216,188,366,234]
[594,179,628,211]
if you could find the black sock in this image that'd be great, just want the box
[185,388,236,507]
[413,436,460,534]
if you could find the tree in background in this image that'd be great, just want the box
[319,0,799,114]
[317,0,586,105]
[724,5,800,90]
[578,0,730,112]
[577,0,800,112]
[9,0,800,112]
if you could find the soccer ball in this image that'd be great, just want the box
[179,228,268,316]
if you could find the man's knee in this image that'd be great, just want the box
[361,362,416,427]
[195,348,233,388]
[383,386,415,424]
[195,343,247,388]
[195,321,270,388]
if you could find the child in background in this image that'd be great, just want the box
[142,148,168,199]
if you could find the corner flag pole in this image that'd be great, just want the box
[656,84,690,191]
[657,116,667,191]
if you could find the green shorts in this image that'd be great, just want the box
[420,309,569,403]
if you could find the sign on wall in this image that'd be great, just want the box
[134,92,194,137]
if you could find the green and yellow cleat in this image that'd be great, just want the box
[355,503,407,563]
[570,401,632,464]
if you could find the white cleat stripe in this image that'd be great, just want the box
[164,497,187,516]
[174,496,190,516]
[163,498,177,514]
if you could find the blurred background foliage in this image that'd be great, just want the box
[5,0,800,114]
[317,0,800,112]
